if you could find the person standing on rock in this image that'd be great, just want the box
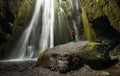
[71,29,76,41]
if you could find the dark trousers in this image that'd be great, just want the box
[72,35,75,41]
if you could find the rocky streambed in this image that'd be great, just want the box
[0,60,120,76]
[0,41,120,76]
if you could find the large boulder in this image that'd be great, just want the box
[37,41,88,73]
[36,41,112,73]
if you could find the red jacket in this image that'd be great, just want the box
[71,30,75,36]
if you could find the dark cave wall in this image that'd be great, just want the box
[0,0,36,58]
[81,0,120,63]
[81,0,120,41]
[0,0,36,46]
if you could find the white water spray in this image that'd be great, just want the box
[9,0,55,60]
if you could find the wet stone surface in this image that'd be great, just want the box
[37,41,115,73]
[0,60,120,76]
[0,41,120,76]
[38,41,88,73]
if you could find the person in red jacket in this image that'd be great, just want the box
[71,29,75,41]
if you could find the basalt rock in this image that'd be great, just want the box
[37,41,113,73]
[37,41,88,73]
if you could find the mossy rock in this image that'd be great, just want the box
[81,0,120,42]
[36,49,48,66]
[35,41,88,73]
[83,41,107,59]
[110,45,120,64]
[81,0,120,32]
[82,41,113,69]
[36,41,113,73]
[81,6,96,41]
[83,42,100,51]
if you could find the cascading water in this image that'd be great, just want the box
[54,0,72,45]
[68,0,81,40]
[9,0,55,60]
[0,0,82,61]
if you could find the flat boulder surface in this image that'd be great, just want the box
[37,41,117,73]
[38,41,89,73]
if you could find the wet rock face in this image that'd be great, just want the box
[37,41,113,73]
[0,0,35,46]
[0,0,35,58]
[37,41,88,73]
[115,0,120,7]
[110,45,120,63]
[81,0,120,42]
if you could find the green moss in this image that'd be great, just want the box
[8,22,13,27]
[95,53,104,59]
[81,0,120,33]
[96,0,99,3]
[110,45,120,64]
[91,53,104,60]
[18,1,31,17]
[83,50,106,63]
[84,42,100,51]
[83,41,107,61]
[62,1,72,18]
[36,49,47,66]
[81,6,96,41]
[39,49,47,60]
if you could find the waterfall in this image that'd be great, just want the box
[9,0,55,60]
[0,0,83,61]
[54,0,72,45]
[68,0,81,40]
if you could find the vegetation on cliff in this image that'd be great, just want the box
[0,0,120,75]
[81,0,120,42]
[0,0,35,46]
[81,0,120,63]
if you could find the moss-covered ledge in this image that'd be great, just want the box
[82,42,112,69]
[36,49,48,66]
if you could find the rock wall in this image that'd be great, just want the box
[56,0,120,42]
[0,0,35,58]
[81,0,120,41]
[0,0,35,46]
[81,0,120,63]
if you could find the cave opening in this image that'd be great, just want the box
[92,16,120,41]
